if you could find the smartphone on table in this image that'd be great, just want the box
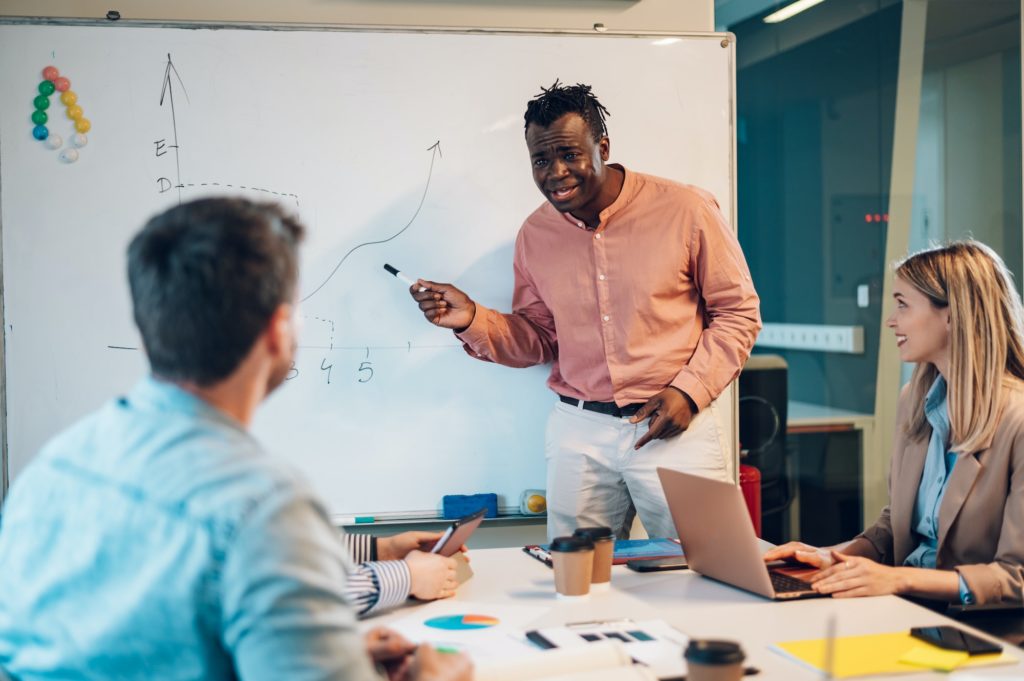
[431,508,487,557]
[910,626,1003,655]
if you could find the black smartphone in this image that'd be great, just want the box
[431,508,487,557]
[626,557,688,572]
[910,626,1003,655]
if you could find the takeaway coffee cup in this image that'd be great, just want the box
[573,526,614,592]
[684,640,745,681]
[549,535,594,599]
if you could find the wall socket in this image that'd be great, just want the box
[756,323,864,354]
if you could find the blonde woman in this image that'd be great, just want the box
[765,240,1024,605]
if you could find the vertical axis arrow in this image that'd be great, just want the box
[159,54,189,204]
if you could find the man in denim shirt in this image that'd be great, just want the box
[0,199,471,681]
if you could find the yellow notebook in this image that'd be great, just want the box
[773,631,1017,678]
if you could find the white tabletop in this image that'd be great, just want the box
[367,548,1024,680]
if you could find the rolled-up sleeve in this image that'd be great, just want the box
[671,196,762,410]
[220,490,381,681]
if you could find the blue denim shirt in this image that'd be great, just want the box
[0,377,380,681]
[904,375,974,604]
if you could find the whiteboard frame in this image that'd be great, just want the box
[0,19,739,507]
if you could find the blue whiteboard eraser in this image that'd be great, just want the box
[442,493,498,519]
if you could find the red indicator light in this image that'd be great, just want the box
[865,214,873,223]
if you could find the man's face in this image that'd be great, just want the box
[526,113,610,220]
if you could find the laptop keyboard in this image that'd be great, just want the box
[770,571,814,593]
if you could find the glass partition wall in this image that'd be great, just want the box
[724,0,1022,544]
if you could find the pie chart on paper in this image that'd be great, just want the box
[424,614,501,630]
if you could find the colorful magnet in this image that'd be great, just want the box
[54,77,70,92]
[42,66,59,81]
[74,118,91,133]
[38,80,55,96]
[71,133,88,147]
[33,95,50,110]
[60,91,77,106]
[45,134,63,150]
[59,148,79,163]
[66,105,83,120]
[31,110,47,125]
[32,125,49,140]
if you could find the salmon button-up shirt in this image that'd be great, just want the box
[457,165,761,411]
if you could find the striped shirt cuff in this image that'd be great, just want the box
[360,560,412,615]
[343,532,377,564]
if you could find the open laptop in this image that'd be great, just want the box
[657,467,826,600]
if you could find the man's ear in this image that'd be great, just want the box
[599,136,610,162]
[265,303,293,356]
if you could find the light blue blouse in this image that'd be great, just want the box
[904,375,974,604]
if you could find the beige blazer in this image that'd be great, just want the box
[849,378,1024,606]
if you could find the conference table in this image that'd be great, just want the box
[367,547,1024,680]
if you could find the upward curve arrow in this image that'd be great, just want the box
[300,141,443,303]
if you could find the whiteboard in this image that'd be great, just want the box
[0,23,736,520]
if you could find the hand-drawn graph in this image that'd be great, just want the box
[111,54,460,388]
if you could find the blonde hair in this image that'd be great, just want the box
[897,240,1024,452]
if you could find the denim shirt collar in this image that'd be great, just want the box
[128,375,247,434]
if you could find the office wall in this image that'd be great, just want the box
[0,0,713,32]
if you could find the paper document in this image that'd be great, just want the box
[773,631,1017,677]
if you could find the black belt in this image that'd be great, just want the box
[559,395,645,418]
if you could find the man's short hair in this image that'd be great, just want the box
[523,81,611,142]
[127,197,304,386]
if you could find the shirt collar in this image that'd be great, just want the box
[923,374,949,432]
[560,163,633,232]
[127,375,246,433]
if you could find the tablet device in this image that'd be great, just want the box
[626,557,688,572]
[431,508,487,557]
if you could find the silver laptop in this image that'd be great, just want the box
[657,467,825,600]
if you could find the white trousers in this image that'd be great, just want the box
[544,398,732,541]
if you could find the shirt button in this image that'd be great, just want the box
[603,315,610,322]
[599,274,606,281]
[595,233,602,239]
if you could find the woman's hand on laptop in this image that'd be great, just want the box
[763,541,835,569]
[808,551,905,598]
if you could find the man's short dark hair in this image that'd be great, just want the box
[523,81,611,141]
[127,197,304,386]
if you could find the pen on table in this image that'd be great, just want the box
[383,263,427,292]
[337,516,375,525]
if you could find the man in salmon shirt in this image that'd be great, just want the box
[409,82,762,540]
